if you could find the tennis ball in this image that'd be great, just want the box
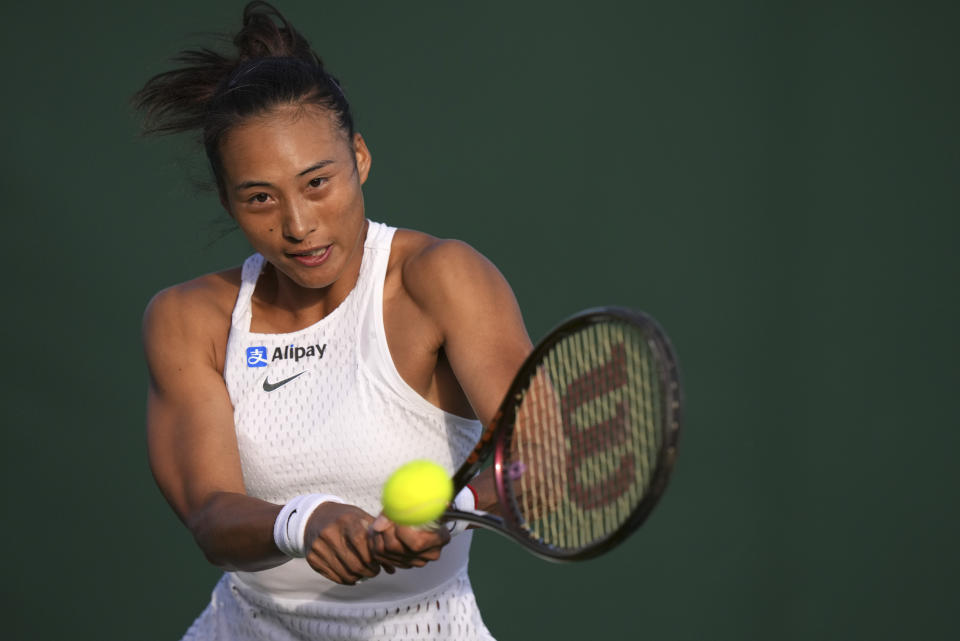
[382,460,453,526]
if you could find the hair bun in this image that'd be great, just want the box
[234,1,320,66]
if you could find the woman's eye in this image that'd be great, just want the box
[309,177,327,188]
[248,193,270,204]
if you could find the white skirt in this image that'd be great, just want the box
[181,570,496,641]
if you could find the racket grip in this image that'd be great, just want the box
[447,485,478,536]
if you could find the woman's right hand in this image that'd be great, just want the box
[304,502,395,585]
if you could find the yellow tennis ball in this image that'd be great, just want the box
[382,460,453,526]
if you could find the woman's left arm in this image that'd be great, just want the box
[368,238,533,565]
[404,238,533,426]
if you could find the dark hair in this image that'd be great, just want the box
[132,1,354,196]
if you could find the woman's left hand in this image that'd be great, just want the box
[367,514,451,569]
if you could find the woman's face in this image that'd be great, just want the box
[218,104,371,291]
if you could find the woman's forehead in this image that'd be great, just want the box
[220,105,351,176]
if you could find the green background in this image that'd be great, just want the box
[2,1,957,639]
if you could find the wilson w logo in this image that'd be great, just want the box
[561,343,635,510]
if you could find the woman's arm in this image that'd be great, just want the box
[144,282,383,583]
[369,238,533,561]
[403,240,533,510]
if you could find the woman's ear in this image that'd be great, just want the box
[353,133,372,184]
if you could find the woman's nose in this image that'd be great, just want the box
[281,201,316,242]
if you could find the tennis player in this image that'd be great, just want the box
[137,2,531,639]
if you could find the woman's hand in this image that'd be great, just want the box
[304,503,394,585]
[367,514,451,569]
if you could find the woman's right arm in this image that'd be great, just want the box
[143,283,382,582]
[144,283,288,572]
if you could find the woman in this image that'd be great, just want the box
[136,2,531,639]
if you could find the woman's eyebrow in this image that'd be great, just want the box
[298,159,335,176]
[235,160,337,190]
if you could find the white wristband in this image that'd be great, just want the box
[273,493,346,558]
[448,485,478,537]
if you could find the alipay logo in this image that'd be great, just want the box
[246,346,269,368]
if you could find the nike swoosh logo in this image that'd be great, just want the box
[263,371,307,392]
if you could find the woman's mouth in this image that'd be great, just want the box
[288,245,332,267]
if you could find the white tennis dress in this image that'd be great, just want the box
[182,221,496,641]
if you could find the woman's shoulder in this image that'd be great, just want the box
[389,228,482,275]
[388,228,504,304]
[143,267,243,350]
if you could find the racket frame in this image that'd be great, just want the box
[442,306,682,562]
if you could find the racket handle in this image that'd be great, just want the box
[446,486,477,536]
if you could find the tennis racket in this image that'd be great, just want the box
[443,306,681,562]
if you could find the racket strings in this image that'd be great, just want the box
[508,321,664,552]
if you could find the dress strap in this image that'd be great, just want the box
[363,219,395,252]
[231,253,265,331]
